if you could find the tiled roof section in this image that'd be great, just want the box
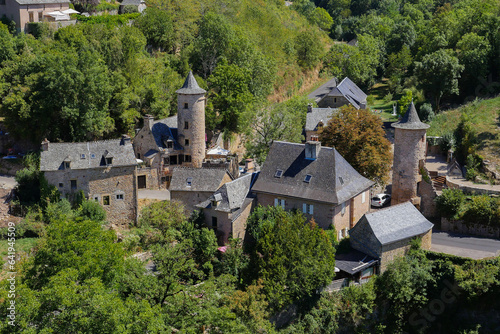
[356,202,434,245]
[336,77,367,110]
[335,249,377,275]
[170,167,231,192]
[308,77,337,103]
[305,108,338,131]
[252,141,374,205]
[151,116,181,150]
[16,0,69,4]
[197,173,258,213]
[120,0,142,5]
[40,139,136,171]
[392,102,430,130]
[176,71,206,95]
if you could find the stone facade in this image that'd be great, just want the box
[44,165,138,225]
[170,190,214,214]
[136,167,160,190]
[177,93,206,168]
[392,127,427,205]
[256,189,370,237]
[318,95,351,109]
[380,230,432,272]
[441,218,500,239]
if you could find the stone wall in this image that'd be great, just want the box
[392,127,427,205]
[231,199,254,242]
[136,167,160,190]
[379,230,432,272]
[445,176,500,196]
[349,218,382,259]
[419,166,438,218]
[441,218,500,238]
[318,96,350,109]
[44,165,137,225]
[171,190,213,214]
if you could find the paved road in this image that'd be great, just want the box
[0,174,16,189]
[431,230,500,259]
[138,189,170,201]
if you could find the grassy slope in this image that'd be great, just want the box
[429,96,500,165]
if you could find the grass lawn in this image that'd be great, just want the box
[429,96,500,166]
[368,81,399,122]
[0,237,39,258]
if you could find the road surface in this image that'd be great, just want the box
[431,230,500,259]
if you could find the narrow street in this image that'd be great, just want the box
[431,230,500,259]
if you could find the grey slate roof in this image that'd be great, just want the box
[335,249,377,275]
[252,141,374,205]
[308,77,338,103]
[336,77,367,109]
[40,139,136,171]
[16,0,69,4]
[196,173,258,213]
[392,102,430,130]
[176,71,206,95]
[352,202,434,246]
[305,107,338,131]
[169,167,232,192]
[151,116,182,150]
[120,0,141,5]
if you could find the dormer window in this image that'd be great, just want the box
[317,122,324,130]
[64,162,71,169]
[304,174,312,183]
[106,157,113,165]
[167,141,173,149]
[186,177,193,187]
[275,169,283,178]
[90,153,96,159]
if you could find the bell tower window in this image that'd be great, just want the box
[184,103,188,109]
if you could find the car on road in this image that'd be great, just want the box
[371,193,391,207]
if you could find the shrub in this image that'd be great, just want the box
[419,103,434,122]
[462,195,497,226]
[435,188,465,219]
[78,199,107,223]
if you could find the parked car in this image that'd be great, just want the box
[371,193,391,207]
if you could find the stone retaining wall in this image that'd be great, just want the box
[441,218,500,239]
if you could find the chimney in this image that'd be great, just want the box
[41,138,50,151]
[305,137,321,160]
[245,158,254,172]
[144,114,154,130]
[307,104,313,113]
[121,134,131,145]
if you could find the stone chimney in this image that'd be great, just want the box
[121,134,131,145]
[41,138,50,151]
[144,114,154,130]
[307,104,313,113]
[305,136,321,160]
[245,158,255,172]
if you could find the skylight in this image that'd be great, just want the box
[90,153,96,159]
[274,169,283,178]
[304,174,312,183]
[80,154,86,159]
[187,177,193,187]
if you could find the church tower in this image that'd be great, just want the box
[391,102,430,206]
[176,71,206,168]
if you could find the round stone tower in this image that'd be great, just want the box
[391,102,430,206]
[176,71,206,168]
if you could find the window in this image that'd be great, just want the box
[274,198,285,209]
[29,12,34,22]
[317,122,323,130]
[185,139,190,146]
[90,153,96,159]
[103,195,110,205]
[304,174,312,183]
[184,121,189,129]
[137,153,141,159]
[94,196,99,201]
[338,230,342,240]
[212,216,218,229]
[184,103,188,109]
[334,98,337,103]
[362,192,366,203]
[170,155,178,165]
[184,155,192,163]
[116,194,124,200]
[38,11,43,21]
[106,157,113,165]
[70,180,77,190]
[58,183,63,188]
[164,157,170,165]
[341,202,346,216]
[80,154,86,159]
[64,162,70,169]
[274,169,283,178]
[167,141,173,149]
[302,203,314,214]
[186,177,193,187]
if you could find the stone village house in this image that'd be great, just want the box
[0,0,71,32]
[252,139,374,240]
[40,136,138,225]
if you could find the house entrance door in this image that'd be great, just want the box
[138,175,147,189]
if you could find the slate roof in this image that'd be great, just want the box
[16,0,69,4]
[169,167,232,192]
[176,71,206,95]
[40,139,136,171]
[308,77,338,103]
[352,202,434,246]
[196,173,258,213]
[335,250,377,275]
[252,141,374,205]
[151,116,182,150]
[392,102,430,130]
[120,0,142,5]
[336,77,367,109]
[305,107,338,131]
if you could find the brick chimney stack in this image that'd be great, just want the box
[305,136,321,160]
[143,114,154,130]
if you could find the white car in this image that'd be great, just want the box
[371,193,391,207]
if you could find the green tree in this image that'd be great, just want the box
[435,188,465,220]
[319,105,392,185]
[295,30,324,69]
[78,199,107,222]
[134,8,175,52]
[397,89,412,116]
[415,49,464,108]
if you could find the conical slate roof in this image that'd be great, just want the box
[176,71,206,95]
[391,102,430,130]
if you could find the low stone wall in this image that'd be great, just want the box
[446,176,500,196]
[419,165,438,218]
[441,218,500,239]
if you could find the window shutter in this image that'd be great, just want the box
[303,203,307,213]
[362,192,366,203]
[310,204,314,215]
[281,199,285,209]
[274,198,279,207]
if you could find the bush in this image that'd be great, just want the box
[419,103,434,122]
[435,188,465,219]
[96,1,119,11]
[462,195,497,226]
[78,199,107,223]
